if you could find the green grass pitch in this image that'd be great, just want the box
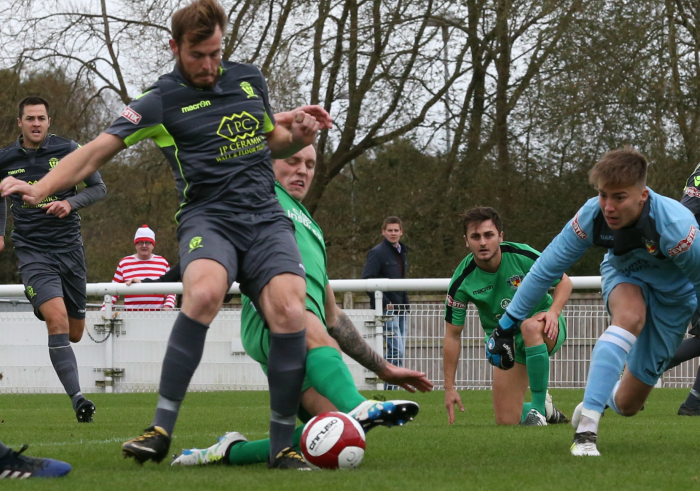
[1,389,699,490]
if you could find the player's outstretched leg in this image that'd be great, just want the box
[571,321,638,456]
[122,313,209,464]
[304,345,420,431]
[172,432,248,466]
[0,443,71,479]
[349,400,419,432]
[305,347,365,412]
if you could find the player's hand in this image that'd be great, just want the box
[290,110,321,146]
[445,387,464,425]
[276,106,332,130]
[377,363,433,393]
[125,278,142,286]
[486,325,515,370]
[534,310,559,341]
[163,306,174,311]
[0,236,4,253]
[0,176,46,205]
[43,200,72,218]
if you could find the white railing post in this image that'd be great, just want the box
[374,290,384,390]
[103,294,113,394]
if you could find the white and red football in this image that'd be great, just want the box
[300,411,366,469]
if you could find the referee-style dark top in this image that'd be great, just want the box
[0,134,106,252]
[106,61,278,222]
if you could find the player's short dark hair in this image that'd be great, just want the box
[462,207,503,236]
[172,0,227,47]
[382,216,402,230]
[18,96,50,119]
[589,146,647,189]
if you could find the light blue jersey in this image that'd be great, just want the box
[505,188,700,322]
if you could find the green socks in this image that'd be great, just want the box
[525,343,549,416]
[305,347,366,413]
[228,426,304,465]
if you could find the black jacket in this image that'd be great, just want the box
[361,238,409,309]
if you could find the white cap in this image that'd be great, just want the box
[134,225,155,245]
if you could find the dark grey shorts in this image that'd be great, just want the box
[16,247,88,320]
[177,209,305,306]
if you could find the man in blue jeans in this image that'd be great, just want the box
[362,216,409,388]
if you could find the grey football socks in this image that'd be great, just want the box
[152,312,209,436]
[267,329,307,462]
[48,334,82,403]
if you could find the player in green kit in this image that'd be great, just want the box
[443,207,571,426]
[171,141,432,467]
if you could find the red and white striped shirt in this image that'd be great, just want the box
[103,255,176,310]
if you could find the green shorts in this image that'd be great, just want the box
[241,296,319,392]
[512,313,567,365]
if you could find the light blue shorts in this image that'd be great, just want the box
[601,259,696,386]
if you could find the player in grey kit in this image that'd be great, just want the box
[0,96,106,422]
[663,165,700,415]
[0,0,330,470]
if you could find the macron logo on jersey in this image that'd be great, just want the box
[446,295,466,309]
[668,225,698,257]
[121,107,142,125]
[572,212,587,240]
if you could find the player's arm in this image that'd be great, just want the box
[266,111,321,159]
[324,284,432,392]
[443,321,465,424]
[46,167,108,219]
[535,273,572,340]
[0,133,124,206]
[499,205,596,330]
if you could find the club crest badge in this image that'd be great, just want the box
[506,274,523,291]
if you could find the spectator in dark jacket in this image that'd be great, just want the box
[362,216,410,380]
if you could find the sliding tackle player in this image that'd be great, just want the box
[171,143,432,467]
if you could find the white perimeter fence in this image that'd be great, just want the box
[0,277,697,393]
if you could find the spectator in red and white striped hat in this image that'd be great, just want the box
[102,225,176,310]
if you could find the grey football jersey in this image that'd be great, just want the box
[106,61,279,222]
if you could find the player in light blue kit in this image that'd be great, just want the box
[486,147,700,457]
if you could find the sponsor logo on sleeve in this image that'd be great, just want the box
[572,212,588,239]
[668,225,698,257]
[121,107,142,125]
[685,187,700,199]
[446,295,466,309]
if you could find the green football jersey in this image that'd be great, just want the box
[445,242,559,337]
[241,182,328,366]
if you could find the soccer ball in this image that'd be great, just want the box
[300,411,366,469]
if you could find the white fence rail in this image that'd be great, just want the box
[0,277,697,393]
